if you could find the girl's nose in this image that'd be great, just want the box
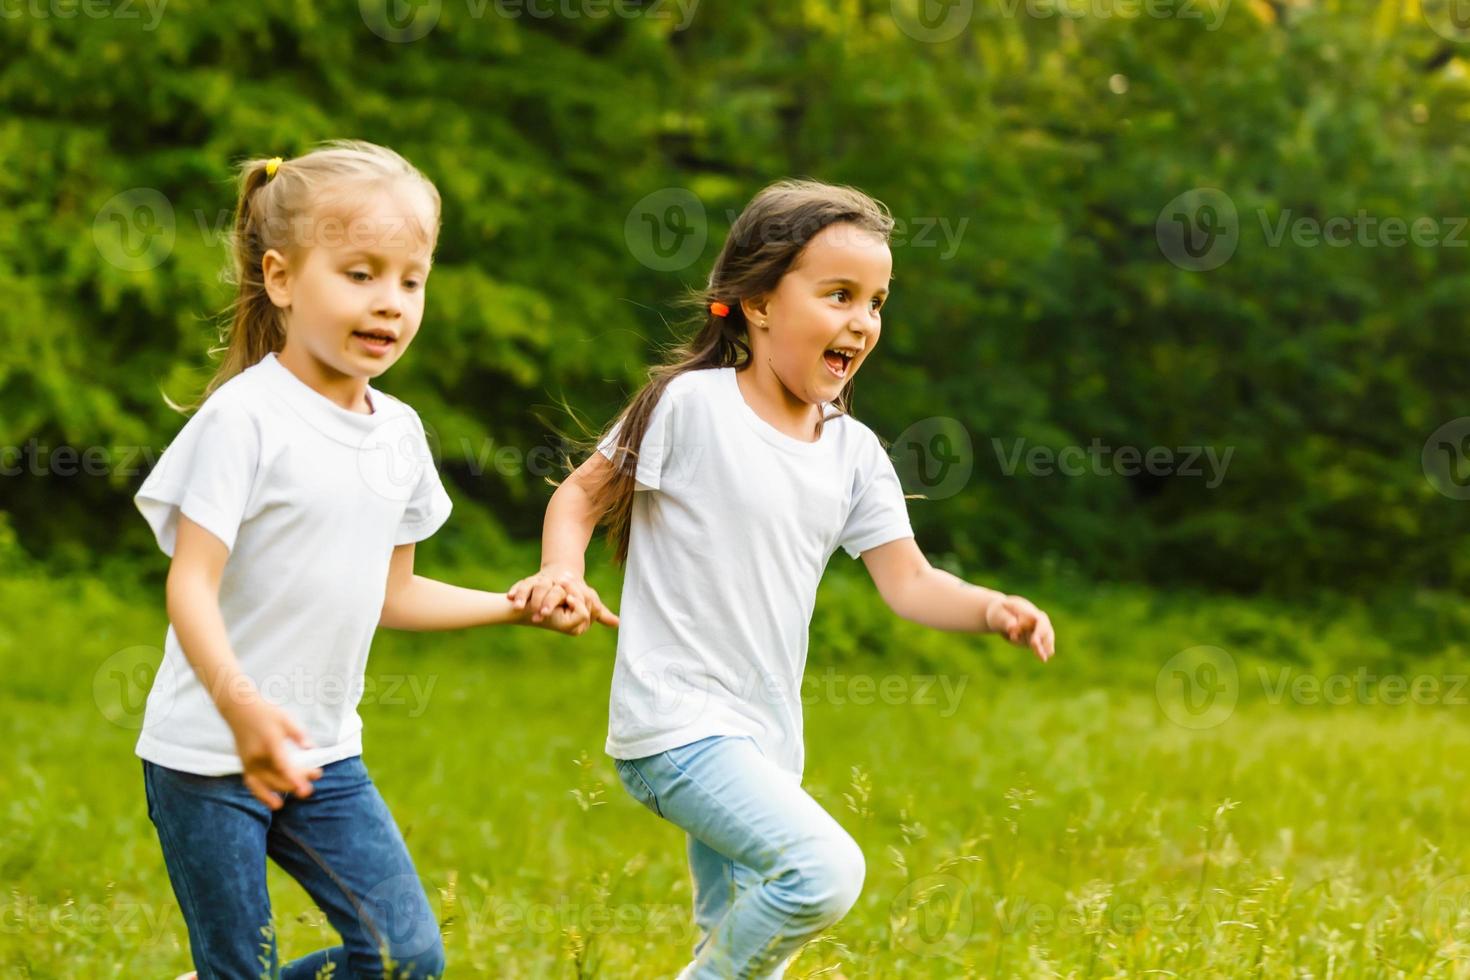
[374,289,405,318]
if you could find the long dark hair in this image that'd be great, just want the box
[591,178,894,564]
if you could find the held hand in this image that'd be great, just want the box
[536,592,595,636]
[508,568,619,629]
[224,697,324,810]
[986,594,1056,663]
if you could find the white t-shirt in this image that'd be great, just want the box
[599,367,914,776]
[133,352,452,775]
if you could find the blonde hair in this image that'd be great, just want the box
[177,139,441,411]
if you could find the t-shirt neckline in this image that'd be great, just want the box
[257,352,389,447]
[723,367,834,455]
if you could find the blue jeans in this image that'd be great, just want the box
[614,736,865,980]
[143,756,445,979]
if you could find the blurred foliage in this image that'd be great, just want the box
[1,0,1467,596]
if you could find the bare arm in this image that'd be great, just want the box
[378,542,592,633]
[539,451,614,578]
[167,515,322,807]
[860,537,1056,662]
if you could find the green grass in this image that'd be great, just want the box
[3,556,1470,978]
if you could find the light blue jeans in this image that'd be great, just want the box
[614,735,865,979]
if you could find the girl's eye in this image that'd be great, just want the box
[871,297,884,311]
[830,289,850,303]
[404,280,422,291]
[347,270,371,282]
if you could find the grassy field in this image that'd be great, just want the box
[3,555,1469,978]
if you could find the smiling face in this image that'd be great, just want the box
[263,182,437,390]
[743,221,892,407]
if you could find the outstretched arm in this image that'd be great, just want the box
[860,537,1056,662]
[379,542,592,634]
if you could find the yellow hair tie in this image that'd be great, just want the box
[265,157,283,180]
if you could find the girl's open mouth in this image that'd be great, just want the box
[353,331,397,356]
[823,348,854,380]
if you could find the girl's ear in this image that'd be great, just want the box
[740,294,770,330]
[261,249,293,309]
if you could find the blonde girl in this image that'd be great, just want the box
[134,140,604,979]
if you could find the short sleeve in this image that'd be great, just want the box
[394,409,453,545]
[134,400,261,556]
[836,435,915,559]
[597,387,679,492]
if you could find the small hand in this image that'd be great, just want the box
[508,568,619,629]
[225,697,323,810]
[986,594,1056,663]
[536,592,595,636]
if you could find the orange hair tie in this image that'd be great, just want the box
[709,301,730,318]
